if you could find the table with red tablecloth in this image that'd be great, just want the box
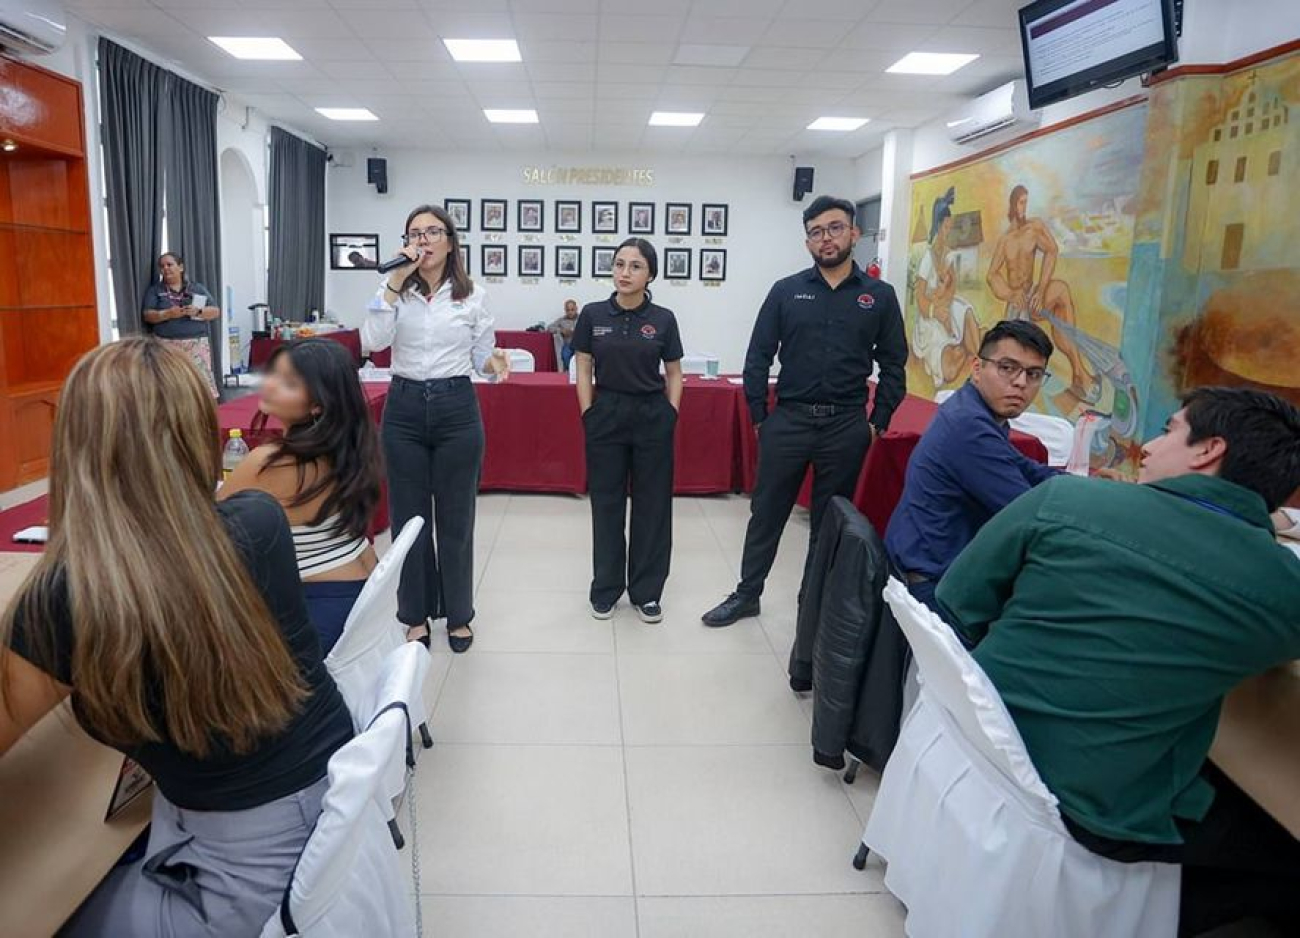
[493,330,559,371]
[734,386,1050,536]
[0,494,49,553]
[217,383,391,535]
[247,329,363,370]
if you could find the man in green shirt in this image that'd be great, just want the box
[938,386,1300,936]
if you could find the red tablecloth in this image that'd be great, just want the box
[0,494,49,553]
[475,374,741,494]
[248,329,363,370]
[494,330,559,371]
[217,384,391,535]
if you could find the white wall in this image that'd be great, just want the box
[326,151,856,372]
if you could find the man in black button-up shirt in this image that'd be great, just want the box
[703,196,908,627]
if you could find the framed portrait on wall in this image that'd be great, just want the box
[665,202,692,236]
[481,198,508,232]
[482,243,507,276]
[459,244,469,274]
[629,201,655,235]
[700,248,727,281]
[518,199,544,233]
[519,244,544,277]
[664,247,691,280]
[592,245,615,277]
[702,203,729,236]
[444,199,471,233]
[592,201,619,234]
[329,233,380,270]
[555,200,581,233]
[556,245,581,279]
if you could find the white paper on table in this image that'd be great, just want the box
[12,526,48,544]
[726,377,777,385]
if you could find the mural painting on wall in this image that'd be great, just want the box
[905,103,1148,467]
[1129,51,1299,450]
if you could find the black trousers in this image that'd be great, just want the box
[737,404,871,600]
[583,390,676,606]
[1064,763,1300,936]
[382,376,484,629]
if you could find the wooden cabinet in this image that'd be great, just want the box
[0,55,99,492]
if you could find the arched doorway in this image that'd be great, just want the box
[219,147,261,374]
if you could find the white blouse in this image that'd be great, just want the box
[361,278,495,381]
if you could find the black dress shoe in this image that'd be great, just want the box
[701,592,760,628]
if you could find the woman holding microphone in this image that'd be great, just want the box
[362,205,509,653]
[573,237,683,623]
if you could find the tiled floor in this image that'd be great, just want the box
[402,492,905,937]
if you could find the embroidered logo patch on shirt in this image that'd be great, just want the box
[857,293,875,310]
[640,323,658,339]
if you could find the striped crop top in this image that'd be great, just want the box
[290,516,368,578]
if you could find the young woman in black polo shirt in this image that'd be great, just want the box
[572,238,684,622]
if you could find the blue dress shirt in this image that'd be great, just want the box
[885,381,1060,580]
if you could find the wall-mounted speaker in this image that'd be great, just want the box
[367,157,388,194]
[793,166,814,201]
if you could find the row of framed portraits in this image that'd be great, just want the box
[445,198,729,237]
[466,244,727,282]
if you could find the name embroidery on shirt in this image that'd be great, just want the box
[793,293,817,301]
[593,325,614,336]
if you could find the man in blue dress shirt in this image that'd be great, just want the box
[885,319,1061,615]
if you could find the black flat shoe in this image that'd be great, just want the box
[406,622,432,648]
[447,625,474,654]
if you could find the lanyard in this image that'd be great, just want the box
[1164,489,1256,528]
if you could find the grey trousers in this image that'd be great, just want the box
[60,777,328,938]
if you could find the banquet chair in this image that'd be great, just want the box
[366,641,432,850]
[858,578,1179,938]
[325,517,433,751]
[259,706,417,938]
[507,348,536,373]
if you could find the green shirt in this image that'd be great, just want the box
[937,473,1300,845]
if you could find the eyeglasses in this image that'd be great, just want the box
[805,221,851,241]
[402,226,447,245]
[979,357,1050,384]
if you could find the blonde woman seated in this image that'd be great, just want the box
[220,338,383,653]
[0,338,353,936]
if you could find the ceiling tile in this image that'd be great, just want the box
[680,16,772,45]
[731,67,807,87]
[597,42,677,64]
[761,19,855,49]
[415,10,514,37]
[315,60,395,81]
[526,62,599,82]
[364,38,449,62]
[663,65,736,85]
[951,0,1024,29]
[513,13,600,42]
[776,0,876,21]
[919,26,1021,55]
[839,21,939,51]
[868,0,974,26]
[175,8,359,40]
[598,15,686,43]
[531,81,596,100]
[519,40,599,62]
[742,46,826,70]
[334,8,436,38]
[594,64,668,84]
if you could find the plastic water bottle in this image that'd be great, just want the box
[223,429,249,480]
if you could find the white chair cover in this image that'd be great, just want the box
[507,348,536,373]
[325,517,424,730]
[1009,411,1075,467]
[259,708,417,938]
[368,642,433,812]
[863,579,1179,938]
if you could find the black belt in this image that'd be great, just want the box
[393,375,470,391]
[779,401,861,418]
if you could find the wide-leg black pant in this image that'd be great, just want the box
[737,404,872,600]
[583,390,677,606]
[382,375,483,630]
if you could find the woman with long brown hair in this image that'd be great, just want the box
[362,204,509,653]
[0,339,353,936]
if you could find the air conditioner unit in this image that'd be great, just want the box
[0,0,66,56]
[945,80,1039,146]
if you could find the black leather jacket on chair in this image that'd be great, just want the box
[789,496,909,773]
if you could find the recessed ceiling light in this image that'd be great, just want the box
[807,117,870,132]
[444,39,521,63]
[886,52,979,76]
[673,44,749,68]
[208,37,301,61]
[649,111,704,127]
[484,109,538,124]
[316,108,378,121]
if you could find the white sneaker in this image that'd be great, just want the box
[591,601,614,620]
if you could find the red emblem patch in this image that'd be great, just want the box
[641,323,658,338]
[857,293,875,309]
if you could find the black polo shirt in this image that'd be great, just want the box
[742,263,908,433]
[571,293,684,395]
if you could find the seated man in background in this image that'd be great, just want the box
[547,298,580,371]
[937,387,1300,936]
[886,319,1060,614]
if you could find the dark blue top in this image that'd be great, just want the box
[885,381,1059,580]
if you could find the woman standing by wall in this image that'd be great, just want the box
[573,238,683,623]
[141,252,221,398]
[362,205,509,653]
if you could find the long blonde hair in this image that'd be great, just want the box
[0,339,306,757]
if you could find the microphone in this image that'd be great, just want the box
[376,250,421,275]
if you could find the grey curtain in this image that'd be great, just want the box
[268,127,326,318]
[165,82,222,385]
[99,38,165,338]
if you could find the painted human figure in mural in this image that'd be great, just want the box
[987,185,1097,402]
[913,187,983,385]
